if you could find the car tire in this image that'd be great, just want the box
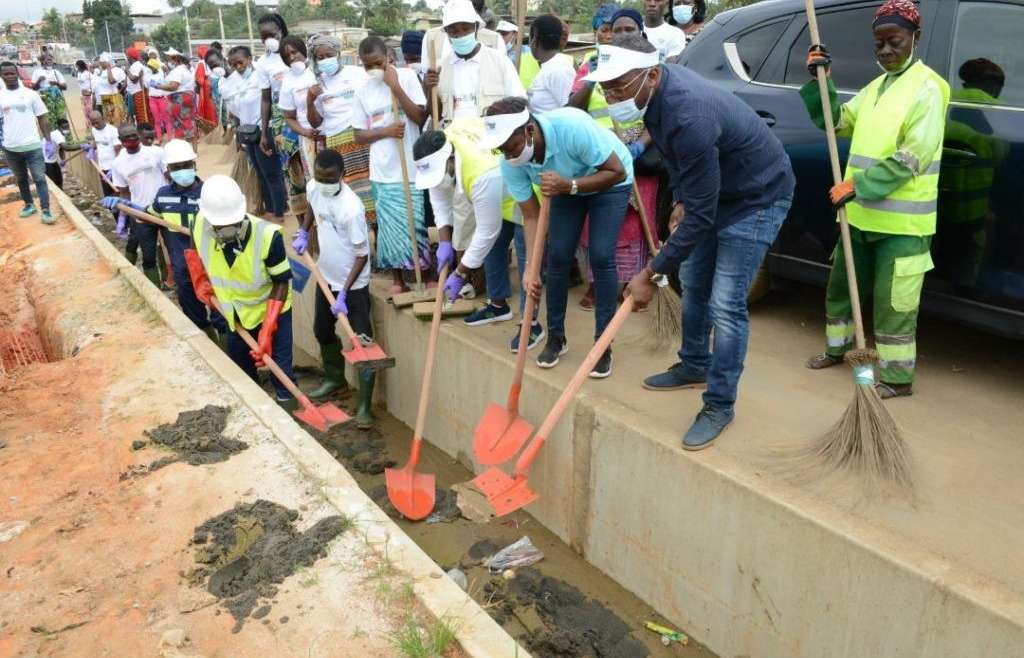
[747,263,771,305]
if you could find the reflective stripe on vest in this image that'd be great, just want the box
[445,117,515,221]
[844,61,950,236]
[154,194,200,228]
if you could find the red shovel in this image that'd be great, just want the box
[474,296,636,517]
[385,264,452,520]
[473,196,550,465]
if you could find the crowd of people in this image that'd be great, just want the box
[0,0,944,448]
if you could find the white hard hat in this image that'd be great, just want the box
[443,0,484,28]
[496,20,518,33]
[163,139,197,165]
[199,175,247,226]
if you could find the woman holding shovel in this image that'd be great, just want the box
[802,0,949,399]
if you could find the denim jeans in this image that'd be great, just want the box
[226,309,294,400]
[484,220,530,316]
[3,147,49,212]
[126,218,159,269]
[547,186,629,341]
[679,198,792,409]
[163,230,226,332]
[245,142,287,218]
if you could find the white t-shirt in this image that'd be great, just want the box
[222,69,262,125]
[306,180,371,291]
[255,52,288,95]
[278,67,317,130]
[93,66,126,96]
[147,68,166,98]
[43,129,67,164]
[446,49,524,120]
[91,124,122,170]
[110,145,167,206]
[77,70,93,95]
[313,65,368,136]
[527,55,576,114]
[0,86,47,150]
[126,60,146,95]
[645,22,687,59]
[351,68,426,184]
[166,64,195,94]
[32,67,65,91]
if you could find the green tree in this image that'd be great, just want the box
[366,0,404,35]
[39,9,64,42]
[151,17,190,54]
[82,0,135,53]
[411,0,430,11]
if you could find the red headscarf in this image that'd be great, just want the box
[197,45,209,59]
[125,46,140,60]
[873,0,921,30]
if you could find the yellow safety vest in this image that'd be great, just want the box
[844,61,950,236]
[445,117,515,221]
[519,51,575,94]
[192,214,293,331]
[580,51,612,129]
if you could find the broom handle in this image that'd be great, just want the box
[612,120,658,258]
[507,196,550,415]
[430,39,440,126]
[88,157,114,187]
[514,296,635,477]
[392,96,424,289]
[299,251,364,349]
[514,0,526,72]
[805,0,866,350]
[410,263,450,466]
[157,229,173,280]
[115,203,190,235]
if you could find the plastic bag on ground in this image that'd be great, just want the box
[486,536,544,572]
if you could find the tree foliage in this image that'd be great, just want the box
[82,0,135,53]
[151,17,190,54]
[365,0,406,36]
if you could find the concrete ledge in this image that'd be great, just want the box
[51,185,531,658]
[369,282,1024,658]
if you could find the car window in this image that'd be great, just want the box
[783,6,880,90]
[949,2,1024,108]
[735,19,789,82]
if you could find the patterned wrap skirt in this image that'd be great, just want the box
[132,90,152,124]
[100,93,128,127]
[371,181,430,271]
[325,128,374,222]
[168,91,196,140]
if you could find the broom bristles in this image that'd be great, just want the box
[646,285,682,351]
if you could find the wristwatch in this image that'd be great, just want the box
[570,179,579,195]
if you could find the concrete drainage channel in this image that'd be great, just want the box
[44,172,719,658]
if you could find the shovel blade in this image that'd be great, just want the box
[385,465,437,520]
[472,468,537,517]
[342,342,395,371]
[293,404,328,433]
[318,402,351,428]
[473,403,534,466]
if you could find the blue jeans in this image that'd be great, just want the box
[245,142,286,218]
[547,187,629,341]
[484,220,530,316]
[226,309,294,400]
[3,147,49,212]
[679,198,792,409]
[163,230,226,332]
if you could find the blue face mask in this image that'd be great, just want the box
[672,5,694,25]
[451,33,478,57]
[318,56,339,76]
[170,168,196,187]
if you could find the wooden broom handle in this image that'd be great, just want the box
[299,251,363,348]
[115,203,190,235]
[430,38,440,125]
[392,96,424,289]
[410,263,450,467]
[804,0,866,350]
[611,120,659,258]
[507,196,550,414]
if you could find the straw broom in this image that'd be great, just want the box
[803,0,911,486]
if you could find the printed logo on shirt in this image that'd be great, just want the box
[453,93,478,112]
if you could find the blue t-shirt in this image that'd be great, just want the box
[500,107,634,203]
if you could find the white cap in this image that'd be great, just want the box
[164,139,197,165]
[99,53,113,63]
[443,0,484,28]
[583,45,661,83]
[413,141,453,191]
[496,20,518,33]
[199,175,247,226]
[479,109,530,150]
[164,47,183,57]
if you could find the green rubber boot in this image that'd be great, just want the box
[202,325,220,344]
[143,267,162,288]
[356,370,376,429]
[309,343,348,400]
[276,396,299,413]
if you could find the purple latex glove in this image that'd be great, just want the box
[443,271,466,302]
[147,78,160,89]
[115,212,130,240]
[291,228,309,255]
[83,143,96,161]
[330,289,348,316]
[436,240,455,270]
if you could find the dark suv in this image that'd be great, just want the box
[681,0,1024,338]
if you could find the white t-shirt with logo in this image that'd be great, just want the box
[91,124,121,170]
[351,68,426,184]
[147,68,167,98]
[0,86,47,150]
[44,129,67,164]
[255,52,288,95]
[222,70,262,125]
[446,48,523,120]
[127,61,146,95]
[93,66,126,96]
[527,55,576,114]
[110,145,168,206]
[166,64,195,94]
[645,22,687,59]
[277,67,317,130]
[31,67,65,91]
[77,70,93,95]
[313,65,368,136]
[306,180,371,291]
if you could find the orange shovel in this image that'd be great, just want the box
[474,296,636,517]
[473,196,550,465]
[299,252,396,372]
[385,264,452,520]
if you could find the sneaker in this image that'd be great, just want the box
[682,405,735,451]
[459,282,477,299]
[463,302,513,327]
[642,362,707,391]
[19,205,36,218]
[40,211,55,225]
[536,336,568,369]
[510,321,545,353]
[589,348,613,379]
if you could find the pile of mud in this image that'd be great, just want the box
[315,423,395,475]
[126,406,245,478]
[190,499,350,632]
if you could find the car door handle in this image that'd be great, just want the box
[757,111,776,127]
[943,146,977,160]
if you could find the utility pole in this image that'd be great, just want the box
[183,6,193,56]
[104,20,112,53]
[245,0,255,50]
[218,7,226,41]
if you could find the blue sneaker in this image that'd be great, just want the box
[40,210,55,225]
[682,405,734,451]
[643,362,707,391]
[510,321,544,353]
[463,302,513,327]
[19,205,36,218]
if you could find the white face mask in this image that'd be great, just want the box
[506,130,534,167]
[318,181,341,196]
[212,66,226,77]
[367,68,385,82]
[264,37,280,54]
[289,61,305,74]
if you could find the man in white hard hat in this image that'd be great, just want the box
[495,20,523,61]
[149,139,225,340]
[189,174,297,409]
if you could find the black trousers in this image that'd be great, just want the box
[126,218,159,269]
[44,162,63,190]
[314,284,373,346]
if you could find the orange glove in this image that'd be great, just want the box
[184,248,214,306]
[829,179,856,208]
[251,298,284,367]
[806,44,832,78]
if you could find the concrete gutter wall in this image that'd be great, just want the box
[370,288,1024,658]
[49,184,532,658]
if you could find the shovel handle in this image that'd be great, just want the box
[410,263,450,466]
[429,39,440,125]
[299,251,364,349]
[116,203,190,235]
[392,96,423,289]
[611,121,659,258]
[508,196,551,414]
[88,158,114,186]
[514,296,636,477]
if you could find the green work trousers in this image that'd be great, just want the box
[825,227,933,385]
